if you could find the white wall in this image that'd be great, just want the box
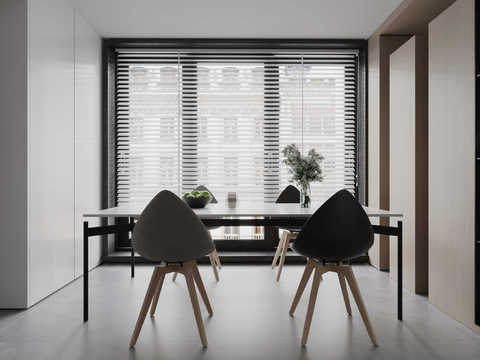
[28,0,76,306]
[74,11,102,278]
[0,0,29,309]
[0,0,103,308]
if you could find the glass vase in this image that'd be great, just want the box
[300,185,311,208]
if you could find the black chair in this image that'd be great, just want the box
[289,189,378,346]
[129,190,214,347]
[271,185,301,280]
[173,185,221,281]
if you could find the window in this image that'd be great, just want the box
[116,50,357,218]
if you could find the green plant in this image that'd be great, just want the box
[184,191,211,199]
[282,143,324,194]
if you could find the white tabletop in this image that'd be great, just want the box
[84,202,402,218]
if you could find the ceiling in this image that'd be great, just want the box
[66,0,404,39]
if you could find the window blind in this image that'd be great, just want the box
[116,50,357,205]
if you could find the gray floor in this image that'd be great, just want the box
[1,263,479,360]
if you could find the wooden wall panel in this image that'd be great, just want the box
[367,34,382,269]
[381,0,456,35]
[367,0,458,272]
[367,35,411,270]
[389,36,428,294]
[429,0,480,334]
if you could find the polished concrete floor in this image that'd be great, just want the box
[0,263,479,360]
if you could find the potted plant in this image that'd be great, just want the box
[282,144,324,208]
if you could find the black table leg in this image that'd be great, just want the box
[83,221,89,322]
[397,221,403,320]
[130,217,135,278]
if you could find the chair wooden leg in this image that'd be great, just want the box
[209,252,220,281]
[289,258,316,315]
[150,274,165,316]
[276,233,293,281]
[130,267,163,347]
[338,273,352,315]
[209,231,221,269]
[172,272,178,281]
[271,231,286,269]
[184,263,208,346]
[190,261,213,315]
[213,248,221,269]
[342,266,378,346]
[301,265,323,346]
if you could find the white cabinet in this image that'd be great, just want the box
[29,0,75,306]
[0,0,102,308]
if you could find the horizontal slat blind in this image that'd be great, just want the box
[301,53,356,201]
[117,53,179,204]
[179,54,268,202]
[116,51,357,205]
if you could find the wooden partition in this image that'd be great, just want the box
[429,0,480,334]
[389,36,428,293]
[367,0,456,271]
[368,35,411,270]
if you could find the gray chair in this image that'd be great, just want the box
[271,185,300,280]
[129,190,214,347]
[193,184,219,204]
[172,185,221,281]
[193,185,221,271]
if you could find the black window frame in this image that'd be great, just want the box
[103,39,368,252]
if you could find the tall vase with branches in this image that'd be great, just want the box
[282,144,324,208]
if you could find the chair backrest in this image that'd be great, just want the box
[133,190,215,262]
[276,185,300,204]
[292,189,374,263]
[192,185,218,204]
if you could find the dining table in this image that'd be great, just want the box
[83,202,403,321]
